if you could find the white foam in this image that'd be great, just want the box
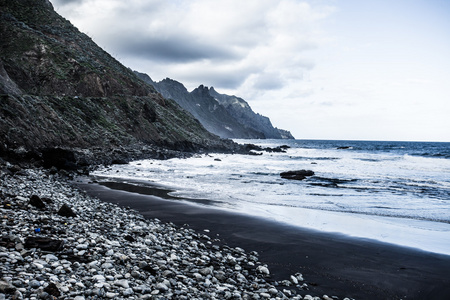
[237,203,450,256]
[92,142,450,256]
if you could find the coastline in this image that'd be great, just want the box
[1,168,318,299]
[76,178,450,300]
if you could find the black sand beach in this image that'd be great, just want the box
[76,179,450,300]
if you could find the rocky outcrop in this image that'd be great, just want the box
[135,73,265,139]
[209,87,294,139]
[277,128,295,140]
[280,170,315,181]
[135,72,294,140]
[0,0,238,165]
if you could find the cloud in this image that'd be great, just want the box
[252,72,285,91]
[111,34,240,63]
[52,0,82,4]
[50,0,335,95]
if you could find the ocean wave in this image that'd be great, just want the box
[410,152,450,159]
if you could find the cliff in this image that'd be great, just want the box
[136,73,294,140]
[0,0,237,166]
[208,87,294,139]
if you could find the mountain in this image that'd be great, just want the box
[208,87,294,139]
[135,73,294,140]
[276,128,295,139]
[135,73,265,139]
[0,0,238,165]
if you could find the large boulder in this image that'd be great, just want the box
[42,148,77,170]
[24,237,63,252]
[280,170,314,180]
[29,195,46,209]
[58,203,77,217]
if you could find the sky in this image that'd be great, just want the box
[50,0,450,142]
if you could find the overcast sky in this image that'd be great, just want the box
[51,0,450,142]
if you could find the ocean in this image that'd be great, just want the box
[92,139,450,255]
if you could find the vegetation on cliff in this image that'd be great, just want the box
[0,0,236,165]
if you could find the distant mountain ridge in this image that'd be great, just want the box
[208,87,294,139]
[135,72,294,140]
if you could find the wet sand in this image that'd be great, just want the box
[75,179,450,299]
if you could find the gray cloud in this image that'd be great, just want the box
[110,34,240,63]
[175,63,261,90]
[253,72,284,91]
[51,0,84,6]
[197,72,251,90]
[51,0,333,99]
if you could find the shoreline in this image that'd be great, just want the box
[77,178,450,300]
[2,168,319,299]
[90,176,450,256]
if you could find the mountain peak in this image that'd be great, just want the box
[142,71,294,139]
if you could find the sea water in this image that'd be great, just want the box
[92,139,450,255]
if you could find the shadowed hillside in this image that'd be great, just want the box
[0,0,238,166]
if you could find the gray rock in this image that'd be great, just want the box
[28,280,41,289]
[92,275,106,282]
[280,170,315,181]
[58,203,76,217]
[13,290,23,300]
[122,288,134,296]
[76,243,88,250]
[256,265,270,275]
[106,292,118,298]
[199,267,213,276]
[101,262,114,269]
[0,280,15,294]
[114,279,129,288]
[44,254,58,261]
[29,195,46,209]
[156,282,169,291]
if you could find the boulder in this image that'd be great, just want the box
[58,203,77,217]
[42,148,77,170]
[280,170,314,180]
[24,237,63,252]
[29,195,46,209]
[44,282,61,297]
[0,280,16,294]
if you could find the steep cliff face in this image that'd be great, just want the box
[135,73,265,139]
[208,87,287,139]
[0,0,234,161]
[0,0,151,98]
[136,72,294,139]
[276,128,295,139]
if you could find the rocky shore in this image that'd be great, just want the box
[0,163,351,300]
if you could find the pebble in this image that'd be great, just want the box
[28,280,40,289]
[44,254,58,261]
[257,265,270,275]
[106,292,118,298]
[156,282,169,291]
[122,288,134,296]
[0,166,350,300]
[114,279,129,288]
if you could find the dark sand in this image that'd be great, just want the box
[76,179,450,300]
